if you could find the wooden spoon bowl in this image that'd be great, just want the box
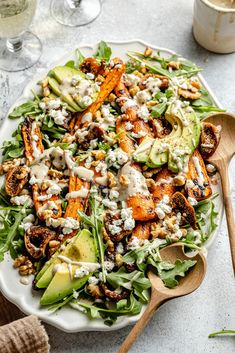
[204,112,235,272]
[118,243,206,353]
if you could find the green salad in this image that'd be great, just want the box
[0,41,222,325]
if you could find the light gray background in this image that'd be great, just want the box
[0,0,235,352]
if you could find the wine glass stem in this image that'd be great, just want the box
[6,37,23,53]
[67,0,82,9]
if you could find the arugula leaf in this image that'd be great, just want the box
[71,293,142,325]
[1,127,24,162]
[107,267,151,303]
[0,201,30,261]
[127,53,172,78]
[94,41,112,63]
[151,102,168,118]
[75,49,85,68]
[156,259,197,288]
[8,100,41,119]
[78,194,106,282]
[209,330,235,338]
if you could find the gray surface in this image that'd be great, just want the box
[0,0,235,352]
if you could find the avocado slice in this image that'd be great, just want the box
[36,229,96,289]
[39,229,97,305]
[48,77,82,112]
[147,110,183,168]
[168,110,201,173]
[50,66,85,83]
[134,136,155,163]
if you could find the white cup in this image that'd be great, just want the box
[193,0,235,53]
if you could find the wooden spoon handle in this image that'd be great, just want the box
[117,294,165,353]
[217,160,235,274]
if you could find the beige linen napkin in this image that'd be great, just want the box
[0,293,50,353]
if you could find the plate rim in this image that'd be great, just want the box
[0,39,224,332]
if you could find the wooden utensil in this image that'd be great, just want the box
[118,243,206,353]
[204,112,235,273]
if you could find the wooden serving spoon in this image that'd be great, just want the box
[204,112,235,273]
[118,243,206,353]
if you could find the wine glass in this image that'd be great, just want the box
[50,0,101,27]
[0,0,42,72]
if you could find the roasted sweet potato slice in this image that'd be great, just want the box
[132,119,154,143]
[186,149,212,201]
[127,194,155,221]
[199,122,221,159]
[114,80,138,122]
[32,184,62,221]
[5,166,28,197]
[80,57,107,76]
[116,116,135,155]
[21,117,44,165]
[64,176,90,220]
[128,222,151,244]
[24,225,56,260]
[171,192,197,229]
[152,168,176,204]
[71,58,125,131]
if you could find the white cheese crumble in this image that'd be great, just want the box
[88,276,99,285]
[155,195,172,220]
[74,265,90,278]
[11,195,33,207]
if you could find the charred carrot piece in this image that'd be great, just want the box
[132,119,154,143]
[171,192,197,229]
[21,117,44,165]
[129,222,151,244]
[152,168,176,204]
[71,58,125,131]
[116,116,135,155]
[114,80,138,123]
[127,195,155,222]
[64,176,90,220]
[186,149,212,201]
[32,184,62,221]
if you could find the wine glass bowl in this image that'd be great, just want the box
[50,0,102,27]
[0,0,42,72]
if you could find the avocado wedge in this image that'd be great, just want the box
[37,229,96,289]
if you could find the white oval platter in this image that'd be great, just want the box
[0,40,224,332]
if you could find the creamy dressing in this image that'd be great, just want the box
[31,121,42,159]
[208,0,235,8]
[66,187,89,199]
[119,163,149,199]
[30,163,49,185]
[192,156,204,187]
[95,175,108,186]
[81,112,93,124]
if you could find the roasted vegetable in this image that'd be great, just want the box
[114,80,138,122]
[64,176,90,220]
[80,57,107,76]
[171,192,197,229]
[24,226,56,259]
[71,58,125,131]
[129,222,151,244]
[21,117,44,164]
[127,194,155,221]
[186,149,212,200]
[5,166,28,197]
[199,122,221,159]
[132,119,154,143]
[152,168,176,204]
[32,184,62,221]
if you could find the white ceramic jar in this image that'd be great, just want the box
[193,0,235,53]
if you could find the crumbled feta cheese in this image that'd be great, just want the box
[47,183,62,195]
[85,155,93,169]
[104,261,115,272]
[137,105,150,121]
[131,130,147,139]
[108,224,122,235]
[128,236,140,248]
[11,195,33,207]
[109,189,119,200]
[82,96,92,106]
[116,243,124,254]
[74,265,90,278]
[106,148,128,168]
[49,108,68,126]
[124,218,135,231]
[103,199,117,210]
[124,74,140,87]
[62,217,80,234]
[121,208,132,220]
[135,90,152,104]
[88,276,99,285]
[206,163,216,173]
[188,197,198,206]
[120,98,137,113]
[155,195,172,220]
[125,121,134,131]
[86,72,95,80]
[47,99,61,110]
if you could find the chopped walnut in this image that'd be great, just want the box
[48,169,64,179]
[87,283,103,299]
[92,150,106,161]
[1,159,21,173]
[167,61,181,70]
[115,253,123,267]
[119,175,129,187]
[173,175,186,186]
[146,178,156,191]
[150,222,167,239]
[133,70,143,78]
[96,74,105,83]
[14,255,35,276]
[108,93,117,102]
[107,172,117,188]
[143,168,161,178]
[129,86,140,97]
[102,228,115,253]
[144,47,153,57]
[178,84,201,100]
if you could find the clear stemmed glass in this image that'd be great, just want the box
[0,0,42,72]
[50,0,101,27]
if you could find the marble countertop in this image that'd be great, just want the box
[0,0,235,352]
